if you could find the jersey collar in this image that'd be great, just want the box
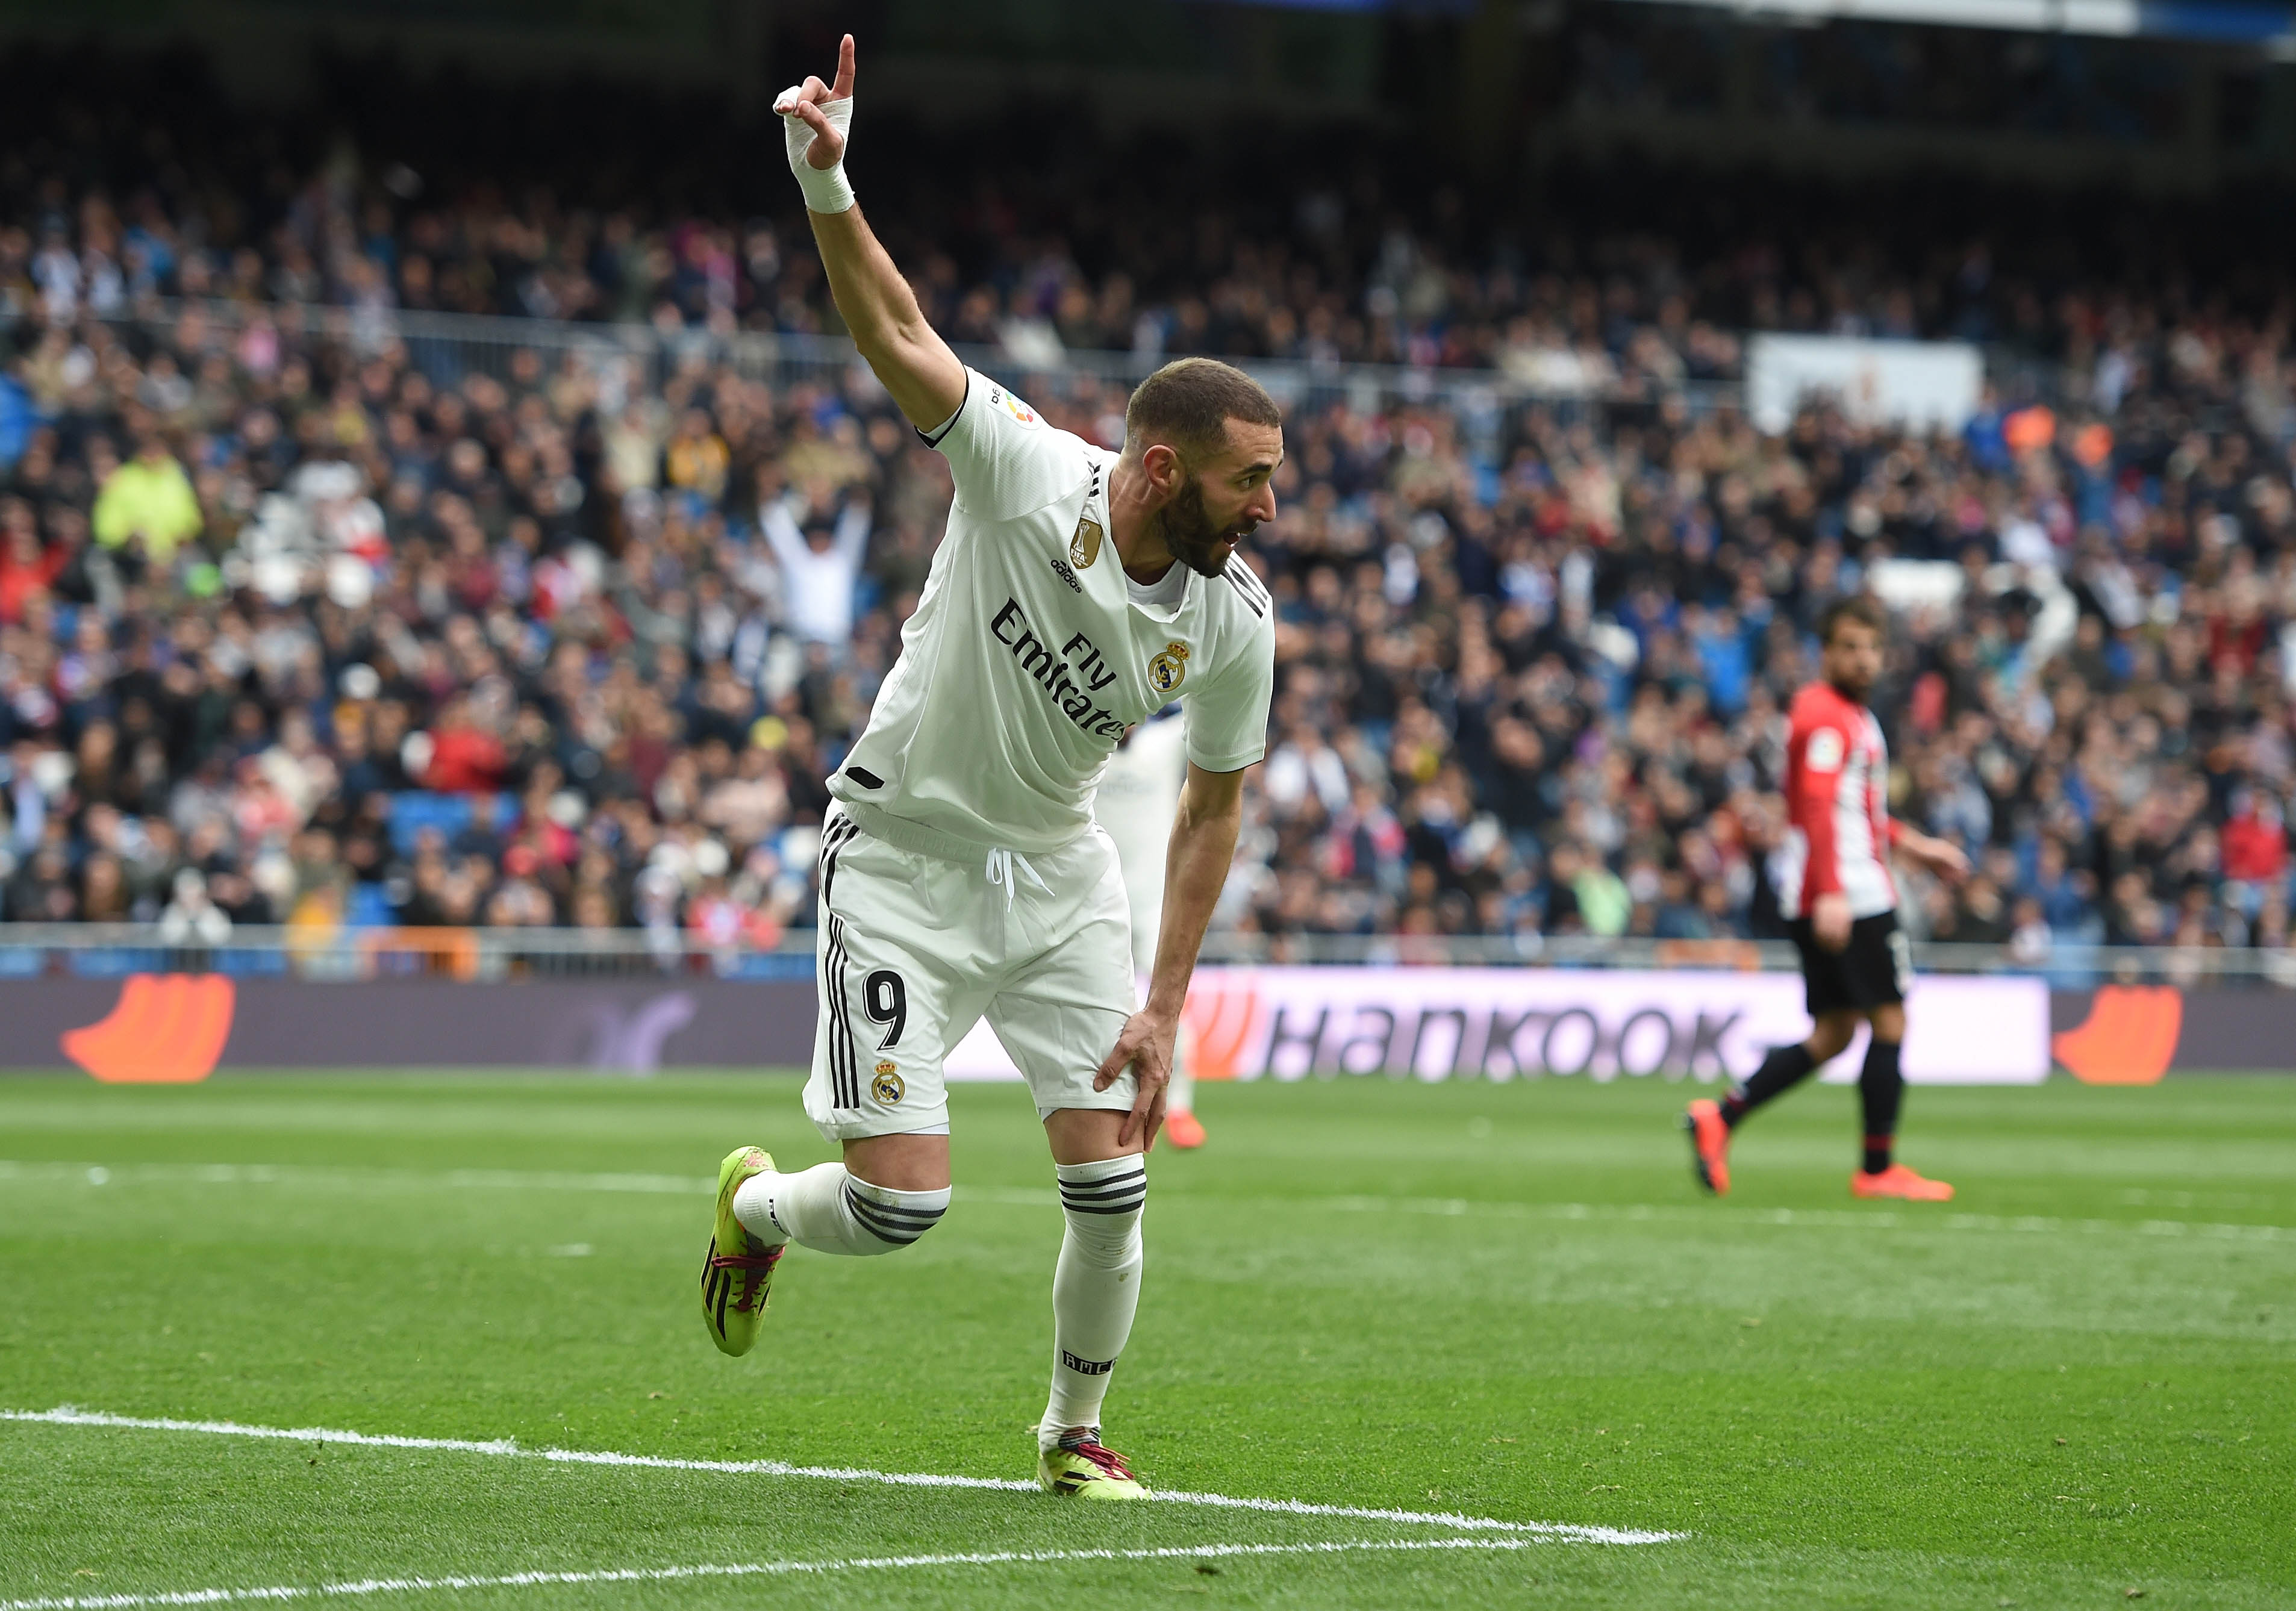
[1090,447,1196,623]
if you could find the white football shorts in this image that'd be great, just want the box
[802,803,1138,1141]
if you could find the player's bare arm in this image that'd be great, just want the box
[1093,761,1247,1148]
[1894,827,1970,882]
[775,35,966,431]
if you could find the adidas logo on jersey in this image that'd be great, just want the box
[1050,557,1083,593]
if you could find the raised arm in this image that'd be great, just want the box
[775,36,966,432]
[759,492,806,568]
[831,491,873,566]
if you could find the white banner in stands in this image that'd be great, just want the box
[1746,334,1984,436]
[943,967,2051,1086]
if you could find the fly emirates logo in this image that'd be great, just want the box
[989,596,1132,741]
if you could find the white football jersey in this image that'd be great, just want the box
[1096,708,1190,971]
[831,368,1276,856]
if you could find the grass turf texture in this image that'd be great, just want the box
[0,1072,2289,1610]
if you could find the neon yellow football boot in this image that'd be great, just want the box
[700,1145,783,1356]
[1037,1427,1149,1499]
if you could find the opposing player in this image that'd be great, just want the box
[1095,707,1207,1149]
[698,36,1279,1500]
[1684,596,1968,1201]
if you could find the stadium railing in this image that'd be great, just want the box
[30,298,1747,422]
[0,922,2286,989]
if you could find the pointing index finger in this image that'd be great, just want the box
[832,33,856,100]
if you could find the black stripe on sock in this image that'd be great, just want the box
[844,1188,942,1244]
[846,1195,947,1228]
[1060,1191,1147,1212]
[1059,1166,1146,1187]
[841,1182,946,1223]
[1058,1174,1146,1200]
[846,1215,923,1247]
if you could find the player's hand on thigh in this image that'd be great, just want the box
[1096,1008,1172,1150]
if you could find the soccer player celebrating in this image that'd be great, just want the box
[1684,597,1968,1202]
[1096,707,1208,1148]
[699,37,1279,1501]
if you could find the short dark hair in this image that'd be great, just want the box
[1123,358,1281,463]
[1817,594,1886,646]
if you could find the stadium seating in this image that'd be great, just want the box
[1,50,2291,967]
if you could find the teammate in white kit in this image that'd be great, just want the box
[1095,708,1206,1148]
[696,36,1280,1501]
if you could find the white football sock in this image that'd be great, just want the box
[1168,1010,1196,1114]
[732,1162,948,1256]
[1167,1064,1196,1116]
[1039,1155,1146,1450]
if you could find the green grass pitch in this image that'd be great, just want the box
[1,1070,2290,1609]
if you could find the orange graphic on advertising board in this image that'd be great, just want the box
[2051,985,2180,1085]
[61,973,236,1083]
[1181,983,1263,1082]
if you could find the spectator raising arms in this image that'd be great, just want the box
[761,484,872,647]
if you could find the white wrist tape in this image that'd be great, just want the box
[776,91,855,214]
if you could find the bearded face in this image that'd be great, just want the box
[1822,621,1883,702]
[1155,467,1258,579]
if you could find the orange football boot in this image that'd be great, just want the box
[1163,1109,1207,1150]
[1851,1163,1954,1201]
[1682,1098,1730,1195]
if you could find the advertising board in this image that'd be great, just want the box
[946,967,2053,1085]
[1745,334,1985,435]
[2,967,2280,1083]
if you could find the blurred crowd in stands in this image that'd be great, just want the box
[4,47,2296,960]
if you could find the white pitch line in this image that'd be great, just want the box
[0,1537,1551,1611]
[3,1159,2286,1242]
[1,1408,1682,1545]
[1318,1193,2296,1244]
[0,1162,713,1197]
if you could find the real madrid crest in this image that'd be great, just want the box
[1147,640,1190,694]
[1070,516,1103,570]
[872,1064,905,1105]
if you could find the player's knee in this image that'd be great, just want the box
[841,1174,950,1254]
[1807,1014,1858,1061]
[842,1132,950,1193]
[1055,1156,1146,1264]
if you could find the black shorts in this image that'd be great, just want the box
[1787,909,1911,1017]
